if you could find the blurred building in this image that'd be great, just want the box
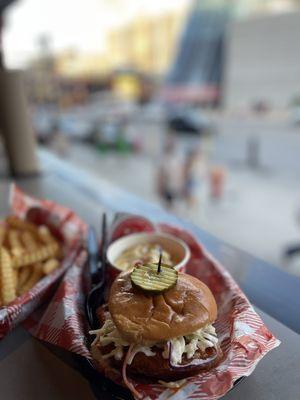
[22,4,190,105]
[55,50,110,79]
[18,0,300,109]
[234,0,298,16]
[163,6,228,106]
[25,50,110,106]
[24,37,59,104]
[224,10,300,109]
[106,8,189,76]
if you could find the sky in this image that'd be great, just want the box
[3,0,189,68]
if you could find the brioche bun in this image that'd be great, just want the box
[108,271,217,343]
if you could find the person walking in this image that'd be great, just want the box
[157,136,183,210]
[183,147,206,208]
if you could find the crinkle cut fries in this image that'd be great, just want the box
[0,216,62,306]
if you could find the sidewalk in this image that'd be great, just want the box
[58,137,299,274]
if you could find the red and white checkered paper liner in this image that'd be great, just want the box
[26,214,280,400]
[0,184,86,340]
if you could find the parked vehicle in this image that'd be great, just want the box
[167,106,214,135]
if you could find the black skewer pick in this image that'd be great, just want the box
[157,247,162,274]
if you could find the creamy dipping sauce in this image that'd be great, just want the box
[114,243,174,271]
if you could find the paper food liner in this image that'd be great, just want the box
[25,214,280,399]
[0,184,86,340]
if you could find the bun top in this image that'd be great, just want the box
[108,271,217,344]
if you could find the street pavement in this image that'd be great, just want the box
[51,113,300,274]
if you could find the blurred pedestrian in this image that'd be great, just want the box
[50,121,69,158]
[209,165,226,200]
[157,136,183,209]
[183,147,206,208]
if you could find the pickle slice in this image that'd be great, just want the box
[131,262,178,294]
